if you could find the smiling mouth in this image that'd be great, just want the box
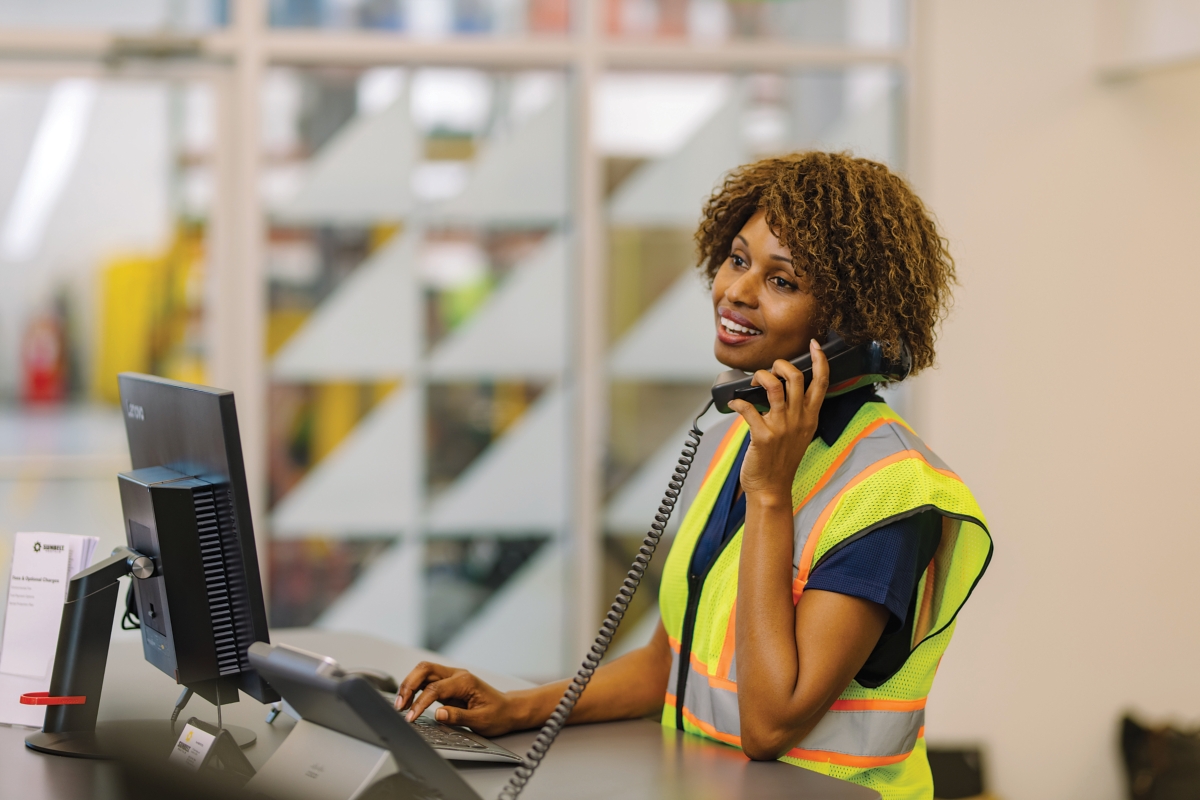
[719,317,762,336]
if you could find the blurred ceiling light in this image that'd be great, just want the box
[411,68,493,133]
[410,160,471,201]
[358,67,407,116]
[419,239,488,289]
[595,73,731,157]
[1,79,96,262]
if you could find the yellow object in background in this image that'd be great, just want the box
[93,256,157,402]
[93,224,207,403]
[267,308,310,358]
[310,383,361,464]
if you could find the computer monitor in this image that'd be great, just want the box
[117,373,277,706]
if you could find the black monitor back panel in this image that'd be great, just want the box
[118,373,275,704]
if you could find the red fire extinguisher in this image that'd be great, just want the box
[22,313,66,404]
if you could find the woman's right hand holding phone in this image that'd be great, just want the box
[395,661,527,738]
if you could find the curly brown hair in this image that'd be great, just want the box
[696,151,955,375]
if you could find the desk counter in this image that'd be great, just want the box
[0,629,877,800]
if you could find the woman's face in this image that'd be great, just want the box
[712,209,818,372]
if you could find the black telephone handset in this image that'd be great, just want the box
[710,330,912,414]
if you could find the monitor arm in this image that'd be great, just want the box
[22,546,154,735]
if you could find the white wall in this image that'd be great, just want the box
[911,2,1200,798]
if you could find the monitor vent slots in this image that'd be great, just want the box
[194,486,242,676]
[215,487,254,674]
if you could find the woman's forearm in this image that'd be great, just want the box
[736,491,810,744]
[735,491,891,760]
[507,621,673,730]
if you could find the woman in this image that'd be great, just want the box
[396,152,992,799]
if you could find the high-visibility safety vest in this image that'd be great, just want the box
[659,401,992,800]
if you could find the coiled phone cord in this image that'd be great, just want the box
[497,400,713,800]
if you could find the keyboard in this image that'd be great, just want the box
[408,714,522,763]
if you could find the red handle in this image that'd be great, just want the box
[20,692,86,706]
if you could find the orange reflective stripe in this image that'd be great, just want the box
[668,690,928,767]
[792,447,962,602]
[702,418,746,485]
[792,418,893,515]
[829,697,926,712]
[786,746,912,769]
[788,418,895,604]
[716,601,737,679]
[705,672,738,693]
[681,705,743,748]
[670,635,728,683]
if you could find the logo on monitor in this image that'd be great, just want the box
[127,403,145,421]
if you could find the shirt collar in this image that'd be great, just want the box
[815,385,883,446]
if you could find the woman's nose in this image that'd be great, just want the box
[724,271,758,306]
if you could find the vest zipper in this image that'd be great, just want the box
[675,528,741,731]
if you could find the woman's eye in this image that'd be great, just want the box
[771,276,796,290]
[730,254,746,268]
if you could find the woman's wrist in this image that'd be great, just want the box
[508,684,559,729]
[745,484,793,509]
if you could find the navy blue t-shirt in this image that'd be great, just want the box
[687,389,942,687]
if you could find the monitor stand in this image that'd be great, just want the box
[22,547,257,759]
[25,720,256,759]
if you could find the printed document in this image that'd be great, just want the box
[0,532,100,727]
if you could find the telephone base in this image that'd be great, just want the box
[245,718,398,800]
[26,720,256,759]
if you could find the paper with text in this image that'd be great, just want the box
[0,532,100,727]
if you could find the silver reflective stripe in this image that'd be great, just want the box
[887,419,952,473]
[666,650,679,697]
[679,657,741,736]
[799,706,925,758]
[675,657,924,759]
[792,418,949,577]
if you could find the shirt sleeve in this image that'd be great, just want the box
[804,510,941,633]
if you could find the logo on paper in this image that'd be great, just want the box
[127,403,145,421]
[33,542,63,553]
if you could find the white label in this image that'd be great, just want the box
[169,723,217,771]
